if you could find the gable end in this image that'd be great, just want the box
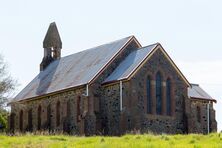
[127,44,190,87]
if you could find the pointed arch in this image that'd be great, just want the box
[156,71,162,115]
[67,100,71,118]
[77,96,81,122]
[47,104,51,130]
[19,110,23,131]
[56,101,60,126]
[28,109,33,131]
[197,106,201,123]
[10,113,15,132]
[146,75,152,114]
[37,105,42,130]
[166,78,172,116]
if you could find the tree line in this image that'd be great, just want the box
[0,54,16,132]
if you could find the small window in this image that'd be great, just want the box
[37,105,41,130]
[19,110,23,131]
[47,104,51,130]
[10,113,15,132]
[166,78,171,116]
[197,106,201,123]
[67,100,71,118]
[56,101,60,126]
[77,96,81,122]
[147,76,152,114]
[28,109,33,131]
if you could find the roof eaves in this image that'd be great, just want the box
[190,97,217,103]
[9,84,86,104]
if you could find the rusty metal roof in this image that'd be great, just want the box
[188,84,216,102]
[13,36,133,101]
[103,43,158,83]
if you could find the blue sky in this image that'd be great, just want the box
[0,0,221,131]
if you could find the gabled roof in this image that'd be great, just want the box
[103,43,190,87]
[13,36,135,102]
[103,43,158,84]
[188,84,216,102]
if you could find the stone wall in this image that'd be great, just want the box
[89,39,140,134]
[129,48,189,134]
[103,81,134,135]
[103,47,189,135]
[9,38,140,135]
[9,43,217,135]
[189,100,217,134]
[9,87,89,135]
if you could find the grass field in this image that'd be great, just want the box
[0,133,221,148]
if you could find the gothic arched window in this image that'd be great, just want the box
[56,101,60,126]
[77,96,81,122]
[166,78,171,116]
[67,100,71,118]
[147,76,152,114]
[156,72,162,115]
[37,105,41,130]
[47,104,51,130]
[28,109,33,131]
[19,110,23,131]
[197,106,201,123]
[10,113,15,132]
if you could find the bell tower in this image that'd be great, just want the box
[40,22,62,71]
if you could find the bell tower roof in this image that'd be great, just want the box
[43,22,62,49]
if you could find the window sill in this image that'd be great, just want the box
[145,114,175,120]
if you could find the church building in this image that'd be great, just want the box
[9,22,217,135]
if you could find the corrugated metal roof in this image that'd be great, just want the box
[13,36,132,101]
[188,84,216,102]
[103,43,158,83]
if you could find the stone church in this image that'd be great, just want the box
[9,22,217,135]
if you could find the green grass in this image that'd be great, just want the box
[0,133,221,148]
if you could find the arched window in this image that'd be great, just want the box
[197,106,201,123]
[28,109,33,131]
[10,113,15,132]
[56,101,60,126]
[77,96,81,122]
[47,104,51,130]
[147,76,152,114]
[19,110,23,131]
[67,100,71,118]
[166,78,171,116]
[156,72,162,115]
[37,105,41,130]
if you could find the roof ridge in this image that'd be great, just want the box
[13,35,135,102]
[59,36,134,60]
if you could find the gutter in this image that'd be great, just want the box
[8,84,86,105]
[190,97,217,103]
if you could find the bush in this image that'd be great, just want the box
[0,114,6,130]
[0,110,8,131]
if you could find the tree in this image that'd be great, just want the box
[0,54,16,131]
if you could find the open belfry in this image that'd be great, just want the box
[9,22,217,135]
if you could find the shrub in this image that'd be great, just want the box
[0,114,7,131]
